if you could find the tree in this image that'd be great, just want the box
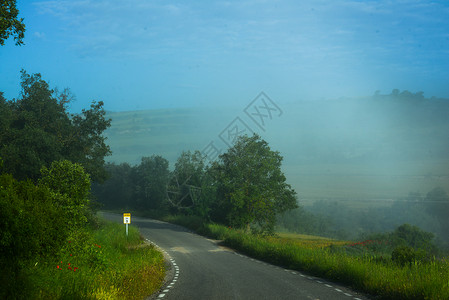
[92,162,134,209]
[0,70,111,182]
[0,0,25,46]
[424,187,449,239]
[211,134,297,233]
[39,160,91,228]
[167,151,206,213]
[132,155,170,210]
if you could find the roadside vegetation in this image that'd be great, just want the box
[158,214,449,299]
[0,72,165,299]
[93,108,449,299]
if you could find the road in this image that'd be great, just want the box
[101,213,371,300]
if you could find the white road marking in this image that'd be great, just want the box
[344,293,352,296]
[146,238,179,300]
[335,288,343,292]
[325,284,332,288]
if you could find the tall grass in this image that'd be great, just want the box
[25,220,165,299]
[166,215,449,300]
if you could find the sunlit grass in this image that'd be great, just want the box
[166,215,449,299]
[274,232,350,249]
[28,221,165,299]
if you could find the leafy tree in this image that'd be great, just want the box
[0,0,25,46]
[68,100,112,182]
[391,223,435,252]
[0,172,71,298]
[38,160,91,228]
[132,155,170,210]
[211,134,297,233]
[92,162,134,209]
[167,150,206,213]
[0,70,111,182]
[424,187,449,238]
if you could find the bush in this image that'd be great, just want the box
[0,174,70,298]
[391,245,428,266]
[39,160,91,228]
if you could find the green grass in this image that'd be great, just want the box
[24,220,165,299]
[163,215,449,299]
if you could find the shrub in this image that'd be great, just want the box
[39,160,91,228]
[391,245,422,266]
[0,174,70,298]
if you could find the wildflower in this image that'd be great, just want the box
[57,265,60,269]
[74,267,78,272]
[68,266,72,271]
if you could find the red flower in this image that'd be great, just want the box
[68,266,72,271]
[57,265,60,269]
[74,267,78,272]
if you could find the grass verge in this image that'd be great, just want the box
[162,214,449,300]
[23,220,165,299]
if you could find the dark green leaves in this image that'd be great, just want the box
[211,134,298,234]
[0,0,25,46]
[0,71,111,182]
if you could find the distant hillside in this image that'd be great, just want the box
[104,93,449,202]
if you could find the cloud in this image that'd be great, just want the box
[30,0,449,77]
[33,31,46,39]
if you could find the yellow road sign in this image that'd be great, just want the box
[123,213,131,224]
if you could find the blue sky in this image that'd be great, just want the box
[0,0,448,113]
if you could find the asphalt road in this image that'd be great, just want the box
[101,213,372,300]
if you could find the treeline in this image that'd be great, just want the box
[278,188,449,247]
[94,134,298,234]
[0,71,111,298]
[0,70,111,182]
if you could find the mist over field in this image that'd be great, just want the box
[2,1,449,297]
[103,91,449,241]
[105,91,449,198]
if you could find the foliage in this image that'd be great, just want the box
[424,187,449,235]
[391,245,427,267]
[132,155,170,210]
[167,150,211,217]
[0,0,25,46]
[92,162,134,209]
[0,173,70,298]
[0,70,111,182]
[210,134,297,233]
[391,223,435,251]
[39,160,92,228]
[0,174,69,261]
[162,216,449,300]
[4,220,165,299]
[92,157,171,211]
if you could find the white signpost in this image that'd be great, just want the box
[123,213,131,236]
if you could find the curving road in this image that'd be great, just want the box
[101,212,372,300]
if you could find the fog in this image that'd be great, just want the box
[2,0,448,243]
[103,90,449,242]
